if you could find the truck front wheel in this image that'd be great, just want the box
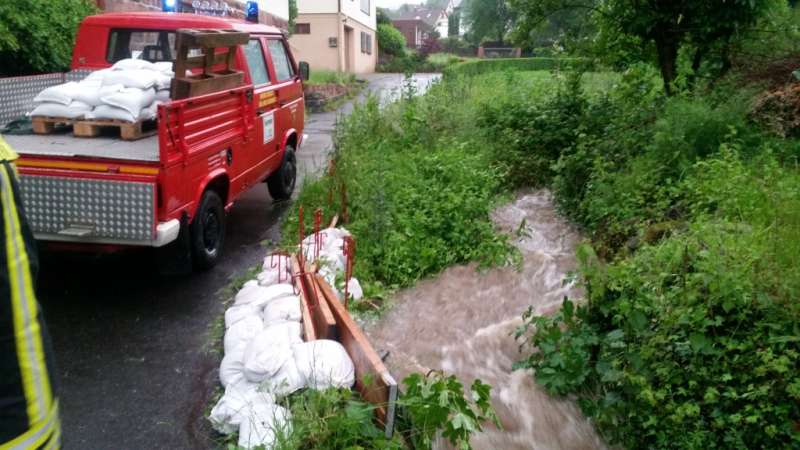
[267,146,297,201]
[190,190,226,270]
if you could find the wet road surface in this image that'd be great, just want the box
[35,73,439,450]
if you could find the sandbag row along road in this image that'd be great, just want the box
[34,73,439,450]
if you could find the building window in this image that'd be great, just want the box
[294,23,310,34]
[360,0,370,15]
[329,37,338,48]
[360,32,372,54]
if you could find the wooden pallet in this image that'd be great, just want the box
[171,28,249,100]
[31,116,74,135]
[31,116,156,141]
[73,118,157,141]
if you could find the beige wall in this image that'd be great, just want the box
[290,13,377,74]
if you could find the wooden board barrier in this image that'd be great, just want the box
[291,256,337,340]
[314,273,398,438]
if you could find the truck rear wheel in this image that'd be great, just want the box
[190,189,226,270]
[267,146,296,201]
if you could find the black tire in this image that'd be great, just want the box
[267,146,297,201]
[190,190,226,270]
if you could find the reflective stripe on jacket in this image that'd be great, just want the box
[0,160,60,450]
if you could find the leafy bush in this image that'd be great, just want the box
[443,57,592,78]
[377,23,406,58]
[508,66,800,448]
[439,37,475,57]
[0,0,96,75]
[283,77,516,290]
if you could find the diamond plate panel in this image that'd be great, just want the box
[19,175,155,242]
[0,71,94,126]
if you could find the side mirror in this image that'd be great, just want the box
[298,61,310,81]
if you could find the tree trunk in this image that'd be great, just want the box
[654,34,679,96]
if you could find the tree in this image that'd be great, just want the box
[0,0,96,76]
[288,0,298,35]
[377,23,407,57]
[462,0,515,45]
[511,0,779,95]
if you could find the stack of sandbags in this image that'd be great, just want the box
[300,227,364,302]
[30,58,174,123]
[209,252,356,449]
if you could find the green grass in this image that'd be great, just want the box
[306,70,357,86]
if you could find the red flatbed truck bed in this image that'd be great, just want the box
[3,12,307,271]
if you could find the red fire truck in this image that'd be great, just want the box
[2,12,307,271]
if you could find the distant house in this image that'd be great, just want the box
[289,0,377,74]
[391,6,446,48]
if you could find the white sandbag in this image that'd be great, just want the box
[345,278,364,301]
[225,304,260,329]
[293,340,355,390]
[83,68,112,82]
[153,61,175,74]
[237,404,291,450]
[224,315,263,355]
[263,355,305,398]
[101,87,155,117]
[209,379,276,435]
[29,101,91,119]
[262,296,302,325]
[262,254,291,272]
[220,343,247,388]
[74,83,124,107]
[102,69,158,89]
[88,104,138,122]
[33,82,81,105]
[243,279,258,289]
[155,89,171,102]
[138,101,160,121]
[242,323,302,382]
[235,283,295,309]
[153,72,172,90]
[112,58,157,71]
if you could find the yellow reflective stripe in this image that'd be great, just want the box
[0,136,18,161]
[0,401,59,450]
[42,417,61,450]
[0,166,52,425]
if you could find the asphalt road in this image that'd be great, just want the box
[34,73,439,450]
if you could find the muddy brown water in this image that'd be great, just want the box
[366,190,606,450]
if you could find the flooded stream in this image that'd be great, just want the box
[366,190,605,449]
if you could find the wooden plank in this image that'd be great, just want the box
[290,254,317,342]
[72,119,157,141]
[172,72,244,99]
[291,257,337,340]
[184,51,231,70]
[314,274,398,438]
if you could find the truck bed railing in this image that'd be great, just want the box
[158,85,252,164]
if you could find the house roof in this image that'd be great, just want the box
[393,6,446,28]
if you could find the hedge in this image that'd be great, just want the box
[442,57,593,78]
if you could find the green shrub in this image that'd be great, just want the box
[283,78,515,289]
[377,23,406,58]
[0,0,96,75]
[442,57,592,78]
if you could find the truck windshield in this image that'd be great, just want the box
[106,29,177,63]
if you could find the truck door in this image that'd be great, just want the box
[264,37,304,151]
[242,37,280,177]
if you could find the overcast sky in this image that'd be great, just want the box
[376,0,423,9]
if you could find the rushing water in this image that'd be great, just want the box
[366,190,606,450]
